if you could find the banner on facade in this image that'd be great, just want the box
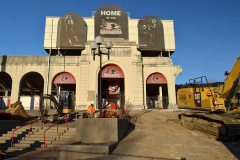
[103,84,120,95]
[53,72,76,84]
[102,79,123,95]
[95,4,128,39]
[146,73,167,84]
[138,15,165,51]
[102,65,124,78]
[57,12,87,49]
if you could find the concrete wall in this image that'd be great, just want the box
[76,118,130,143]
[58,142,118,160]
[0,53,182,110]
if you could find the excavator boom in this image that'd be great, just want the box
[220,57,240,99]
[39,94,62,116]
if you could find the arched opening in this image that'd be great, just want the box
[52,72,76,112]
[19,72,44,110]
[146,73,168,109]
[0,72,12,109]
[99,64,125,109]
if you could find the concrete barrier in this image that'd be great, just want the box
[58,142,118,160]
[76,118,130,143]
[58,118,133,160]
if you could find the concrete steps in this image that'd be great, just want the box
[13,143,43,148]
[0,126,37,151]
[4,125,77,154]
[6,146,28,151]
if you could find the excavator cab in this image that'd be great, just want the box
[59,91,75,114]
[39,91,75,117]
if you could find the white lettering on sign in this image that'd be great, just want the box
[101,11,121,16]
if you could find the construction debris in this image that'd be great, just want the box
[101,110,118,118]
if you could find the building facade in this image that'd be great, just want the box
[0,4,182,110]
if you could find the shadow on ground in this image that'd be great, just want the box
[221,140,240,160]
[85,154,186,160]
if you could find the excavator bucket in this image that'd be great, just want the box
[6,101,30,120]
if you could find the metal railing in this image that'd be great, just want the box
[11,117,48,147]
[43,115,68,148]
[40,117,49,127]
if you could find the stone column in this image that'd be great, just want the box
[167,80,177,109]
[11,78,20,103]
[158,85,163,108]
[58,85,61,101]
[132,62,145,109]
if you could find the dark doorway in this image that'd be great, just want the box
[98,65,125,109]
[0,72,12,109]
[19,72,44,110]
[146,73,168,109]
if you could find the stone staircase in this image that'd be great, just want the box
[0,123,76,156]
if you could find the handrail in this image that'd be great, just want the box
[40,117,49,127]
[11,117,47,147]
[43,115,68,148]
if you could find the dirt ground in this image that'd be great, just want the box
[6,110,240,160]
[108,110,240,160]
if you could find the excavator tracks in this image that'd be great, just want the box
[179,112,240,141]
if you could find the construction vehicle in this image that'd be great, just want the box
[178,57,240,111]
[39,91,75,117]
[177,57,240,140]
[177,77,226,111]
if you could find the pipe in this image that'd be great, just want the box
[141,55,145,108]
[46,17,54,95]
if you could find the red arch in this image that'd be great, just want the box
[146,73,167,84]
[53,72,76,84]
[101,65,124,78]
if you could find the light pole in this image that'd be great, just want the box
[90,36,113,118]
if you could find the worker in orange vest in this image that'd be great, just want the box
[87,104,95,118]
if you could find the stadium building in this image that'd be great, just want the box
[0,4,182,110]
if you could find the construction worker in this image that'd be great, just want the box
[87,104,95,118]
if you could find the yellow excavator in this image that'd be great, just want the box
[177,57,240,140]
[39,91,75,117]
[178,57,240,111]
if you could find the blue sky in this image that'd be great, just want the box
[0,0,239,84]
